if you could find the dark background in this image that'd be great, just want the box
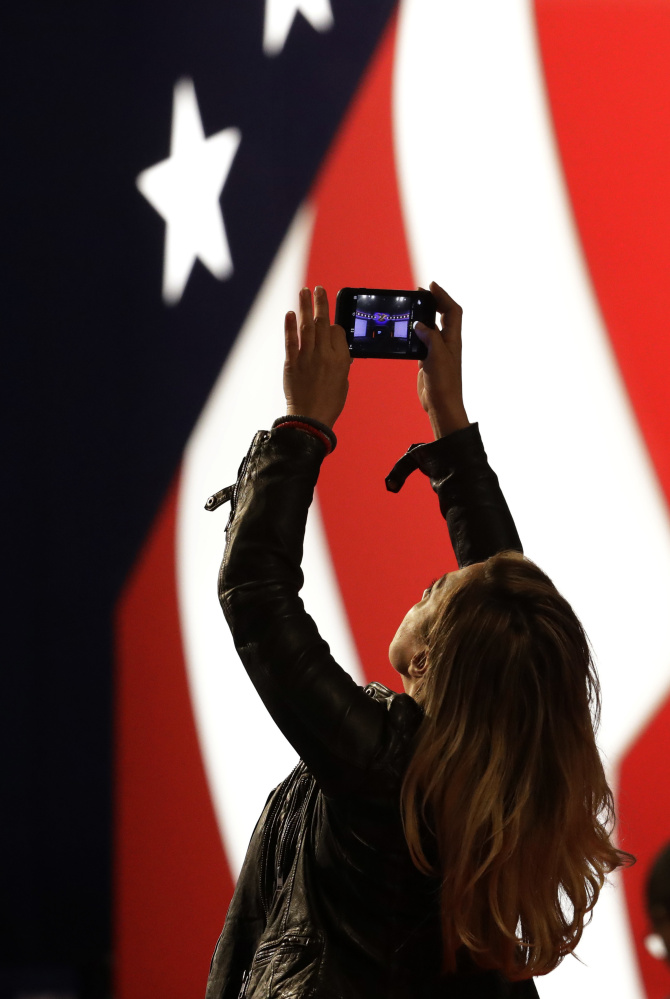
[1,2,395,995]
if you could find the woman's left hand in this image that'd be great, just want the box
[283,286,352,429]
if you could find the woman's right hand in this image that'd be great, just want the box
[414,281,470,439]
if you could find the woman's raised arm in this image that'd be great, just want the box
[414,281,470,439]
[386,282,523,566]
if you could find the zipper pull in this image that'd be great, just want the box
[237,968,249,998]
[207,430,266,513]
[204,484,234,512]
[271,873,284,907]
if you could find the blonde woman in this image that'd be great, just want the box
[204,283,631,998]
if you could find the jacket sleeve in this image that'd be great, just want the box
[215,421,522,797]
[385,422,523,567]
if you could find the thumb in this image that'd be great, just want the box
[413,320,434,345]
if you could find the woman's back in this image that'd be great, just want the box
[208,680,539,997]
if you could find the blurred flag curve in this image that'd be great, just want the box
[117,3,670,997]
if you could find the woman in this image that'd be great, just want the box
[204,282,632,998]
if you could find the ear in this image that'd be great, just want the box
[408,648,428,678]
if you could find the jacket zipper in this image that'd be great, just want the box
[258,760,303,918]
[274,810,299,893]
[274,771,310,896]
[218,434,263,595]
[236,968,250,998]
[258,786,284,919]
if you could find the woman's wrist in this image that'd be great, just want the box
[428,405,470,439]
[285,406,335,430]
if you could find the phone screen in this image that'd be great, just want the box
[352,293,412,347]
[335,289,432,358]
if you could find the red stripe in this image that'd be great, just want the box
[534,0,670,507]
[114,479,233,997]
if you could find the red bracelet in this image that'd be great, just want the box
[275,420,333,454]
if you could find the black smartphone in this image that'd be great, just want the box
[334,288,436,359]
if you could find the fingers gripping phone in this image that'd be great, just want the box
[334,288,436,360]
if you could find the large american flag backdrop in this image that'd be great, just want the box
[5,1,670,997]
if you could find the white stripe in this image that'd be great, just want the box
[176,205,364,878]
[394,1,669,994]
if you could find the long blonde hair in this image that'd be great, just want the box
[399,552,633,980]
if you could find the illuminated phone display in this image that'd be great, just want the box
[334,288,436,359]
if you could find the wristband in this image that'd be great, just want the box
[272,415,337,454]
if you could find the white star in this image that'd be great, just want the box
[263,0,334,57]
[136,78,241,304]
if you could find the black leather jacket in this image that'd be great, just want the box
[205,421,539,999]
